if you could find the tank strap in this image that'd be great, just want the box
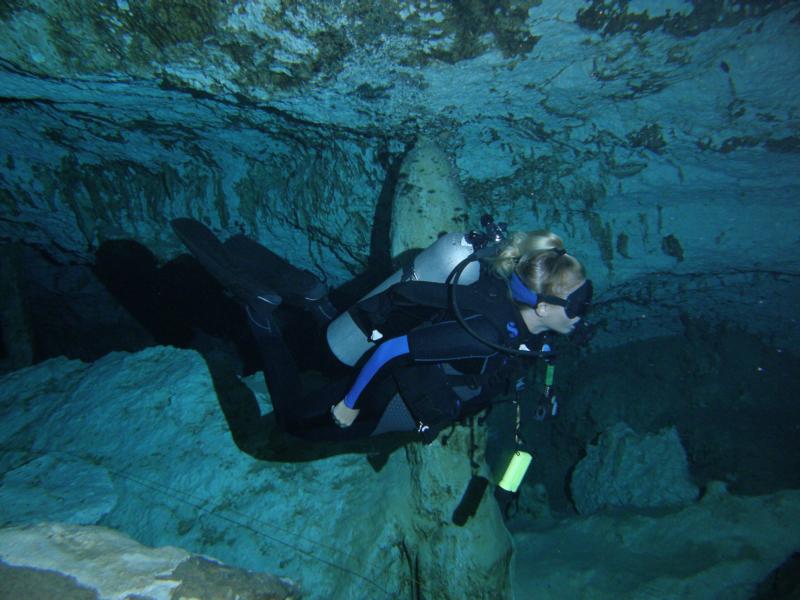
[401,262,418,282]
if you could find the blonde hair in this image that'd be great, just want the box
[487,230,586,298]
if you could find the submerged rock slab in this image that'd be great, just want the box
[570,422,699,515]
[0,454,116,525]
[0,522,299,600]
[0,347,512,600]
[513,486,800,600]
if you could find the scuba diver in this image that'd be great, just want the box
[170,217,592,447]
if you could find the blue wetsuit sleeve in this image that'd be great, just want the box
[343,335,410,409]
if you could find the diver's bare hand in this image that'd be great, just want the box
[331,401,360,428]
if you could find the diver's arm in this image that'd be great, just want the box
[342,336,410,409]
[333,316,502,426]
[332,335,411,427]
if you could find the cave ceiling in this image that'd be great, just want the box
[0,0,798,348]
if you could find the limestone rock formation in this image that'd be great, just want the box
[570,422,699,515]
[0,454,116,525]
[1,2,798,353]
[513,486,800,599]
[389,137,469,261]
[0,346,512,600]
[0,4,798,598]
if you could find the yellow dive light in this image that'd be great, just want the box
[497,450,533,494]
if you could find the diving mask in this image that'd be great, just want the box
[510,273,593,319]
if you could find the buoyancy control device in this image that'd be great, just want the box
[326,215,507,366]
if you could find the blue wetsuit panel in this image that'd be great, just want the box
[344,335,410,408]
[342,314,510,409]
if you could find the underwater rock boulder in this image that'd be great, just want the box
[570,422,699,515]
[0,347,511,600]
[0,522,299,600]
[389,137,470,261]
[404,427,513,599]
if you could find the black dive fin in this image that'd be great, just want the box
[224,234,337,324]
[223,234,327,304]
[170,218,280,309]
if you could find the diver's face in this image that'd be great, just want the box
[537,280,585,334]
[539,304,581,334]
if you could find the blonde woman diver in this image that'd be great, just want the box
[171,218,592,442]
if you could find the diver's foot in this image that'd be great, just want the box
[171,218,283,310]
[245,293,282,336]
[307,295,338,326]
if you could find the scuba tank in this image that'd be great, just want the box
[326,216,507,366]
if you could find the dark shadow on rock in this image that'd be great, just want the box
[94,239,186,345]
[93,238,413,463]
[21,243,157,363]
[751,552,800,600]
[329,140,411,309]
[94,238,268,374]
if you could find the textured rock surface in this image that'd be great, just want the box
[0,1,798,351]
[0,346,511,600]
[389,137,469,260]
[0,522,299,600]
[513,485,800,600]
[0,454,117,525]
[570,422,699,515]
[405,432,513,599]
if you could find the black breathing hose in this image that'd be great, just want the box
[446,249,555,359]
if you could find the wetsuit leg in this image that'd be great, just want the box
[246,304,373,439]
[247,301,408,441]
[287,378,402,441]
[245,303,302,430]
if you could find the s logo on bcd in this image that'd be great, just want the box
[506,321,519,338]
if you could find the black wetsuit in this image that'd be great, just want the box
[248,272,541,442]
